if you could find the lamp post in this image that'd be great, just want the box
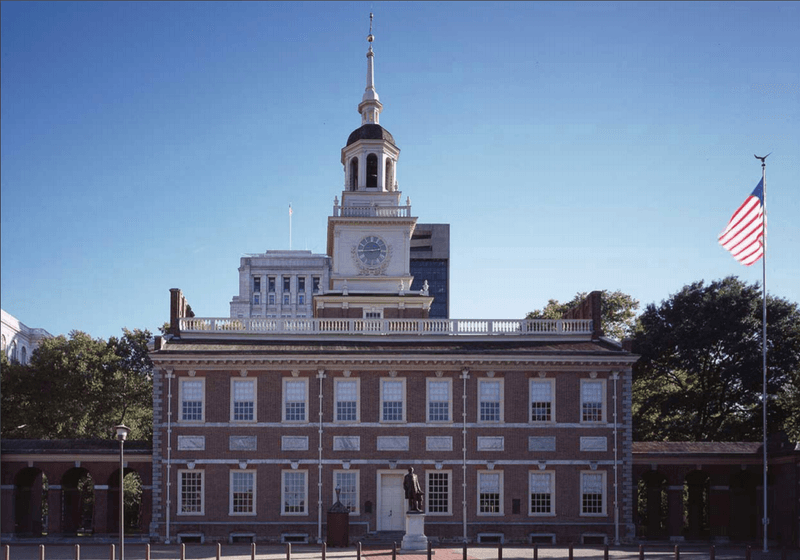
[115,425,131,560]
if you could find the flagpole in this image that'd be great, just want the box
[289,203,293,250]
[757,155,768,552]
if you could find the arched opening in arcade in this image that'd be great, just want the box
[684,470,710,539]
[107,469,144,534]
[729,468,758,541]
[61,467,95,535]
[637,470,668,539]
[366,153,378,188]
[14,467,49,536]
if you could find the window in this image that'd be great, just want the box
[282,470,307,515]
[298,277,305,292]
[349,158,358,190]
[581,380,605,423]
[283,276,291,292]
[268,277,276,292]
[283,378,308,422]
[366,153,378,188]
[269,294,276,305]
[298,293,305,305]
[427,379,451,422]
[380,378,405,422]
[313,277,320,293]
[530,379,554,422]
[581,471,606,515]
[529,471,555,515]
[253,277,261,293]
[478,379,503,422]
[179,470,204,515]
[333,470,359,514]
[180,378,204,422]
[334,378,359,422]
[20,346,27,365]
[427,471,451,515]
[478,471,503,515]
[231,379,256,422]
[283,294,290,305]
[364,310,382,319]
[230,470,255,515]
[253,293,260,305]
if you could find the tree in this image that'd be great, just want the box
[1,328,153,441]
[632,276,800,442]
[526,290,640,340]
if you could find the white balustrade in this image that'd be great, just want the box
[178,317,593,336]
[332,205,411,218]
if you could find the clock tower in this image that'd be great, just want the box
[317,15,433,319]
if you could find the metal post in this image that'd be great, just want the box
[75,545,80,560]
[216,543,221,560]
[145,545,150,560]
[109,544,115,560]
[428,540,432,560]
[638,544,644,560]
[568,543,573,560]
[40,545,46,560]
[604,544,609,560]
[4,544,10,560]
[357,541,362,560]
[463,542,468,560]
[120,439,125,560]
[286,543,291,560]
[533,544,538,560]
[180,543,185,560]
[499,542,503,560]
[710,545,715,560]
[321,543,325,560]
[674,545,679,560]
[251,543,256,560]
[393,542,397,560]
[746,545,751,560]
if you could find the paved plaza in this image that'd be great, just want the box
[1,544,797,560]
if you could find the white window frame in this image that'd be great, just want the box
[426,470,452,515]
[282,377,309,423]
[334,377,360,423]
[580,379,606,423]
[281,470,308,515]
[333,470,360,514]
[179,377,205,423]
[380,377,406,423]
[477,470,503,516]
[580,470,607,516]
[230,378,257,423]
[478,378,504,423]
[178,469,204,515]
[426,378,452,423]
[528,470,555,516]
[229,469,256,516]
[529,378,555,423]
[253,292,260,305]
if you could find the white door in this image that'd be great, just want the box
[378,472,405,531]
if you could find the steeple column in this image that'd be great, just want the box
[360,150,368,190]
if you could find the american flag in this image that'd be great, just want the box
[718,179,764,266]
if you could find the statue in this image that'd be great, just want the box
[403,467,424,512]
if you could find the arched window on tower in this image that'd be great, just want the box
[366,154,378,189]
[385,159,394,191]
[349,158,359,191]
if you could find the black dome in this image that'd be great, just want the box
[346,124,396,147]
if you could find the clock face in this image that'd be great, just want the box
[357,236,388,267]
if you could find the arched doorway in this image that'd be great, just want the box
[14,468,49,536]
[638,470,668,538]
[684,470,710,539]
[108,469,144,534]
[61,468,95,535]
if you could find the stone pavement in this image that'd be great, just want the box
[1,544,797,560]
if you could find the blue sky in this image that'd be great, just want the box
[2,1,798,340]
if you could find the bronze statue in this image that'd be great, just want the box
[403,467,424,512]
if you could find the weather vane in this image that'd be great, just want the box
[368,13,374,43]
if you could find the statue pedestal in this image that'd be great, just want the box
[401,513,427,551]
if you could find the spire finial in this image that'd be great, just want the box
[359,12,382,125]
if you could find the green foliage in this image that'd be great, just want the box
[1,329,153,441]
[526,290,640,340]
[632,276,800,442]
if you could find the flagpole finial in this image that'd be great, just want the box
[754,153,771,165]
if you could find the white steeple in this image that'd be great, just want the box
[358,13,383,125]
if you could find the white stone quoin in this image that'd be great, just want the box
[401,513,427,551]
